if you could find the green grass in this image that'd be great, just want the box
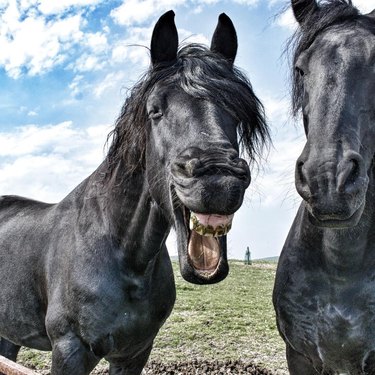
[18,261,287,373]
[150,261,286,371]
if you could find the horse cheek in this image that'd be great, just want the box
[146,130,172,211]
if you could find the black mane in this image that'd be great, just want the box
[290,0,375,115]
[107,43,269,174]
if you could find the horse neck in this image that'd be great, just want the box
[320,168,375,274]
[80,160,170,271]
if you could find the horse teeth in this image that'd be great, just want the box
[189,212,231,237]
[189,213,196,230]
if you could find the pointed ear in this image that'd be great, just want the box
[210,13,237,64]
[150,10,178,65]
[291,0,318,24]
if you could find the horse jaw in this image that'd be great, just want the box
[173,199,230,285]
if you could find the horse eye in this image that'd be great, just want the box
[149,110,163,120]
[295,66,305,77]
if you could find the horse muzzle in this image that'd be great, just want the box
[304,194,366,228]
[170,147,250,284]
[295,150,369,228]
[171,148,250,214]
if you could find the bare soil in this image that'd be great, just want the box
[143,359,275,374]
[50,360,275,374]
[21,360,277,375]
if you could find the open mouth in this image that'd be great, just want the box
[172,190,232,283]
[187,212,233,273]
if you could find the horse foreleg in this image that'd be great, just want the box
[286,344,320,375]
[50,334,99,375]
[0,338,21,375]
[0,338,21,362]
[108,345,152,375]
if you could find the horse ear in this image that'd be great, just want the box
[150,10,178,65]
[291,0,318,24]
[210,13,238,64]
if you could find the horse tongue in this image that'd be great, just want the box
[188,231,220,271]
[187,213,233,271]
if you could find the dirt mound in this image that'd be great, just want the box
[143,359,275,374]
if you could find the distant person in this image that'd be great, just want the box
[244,246,252,265]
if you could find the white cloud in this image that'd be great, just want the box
[354,0,375,13]
[118,0,289,30]
[179,28,209,45]
[0,122,110,202]
[85,32,108,53]
[267,0,285,6]
[1,0,268,79]
[67,70,128,102]
[111,24,209,67]
[246,95,304,209]
[111,0,268,26]
[74,53,104,72]
[275,7,297,31]
[275,0,375,31]
[112,26,152,66]
[0,154,80,202]
[232,0,259,5]
[94,71,127,98]
[0,122,77,156]
[37,0,101,15]
[111,0,186,26]
[258,135,304,207]
[0,2,84,78]
[263,96,291,126]
[69,74,85,99]
[0,1,110,78]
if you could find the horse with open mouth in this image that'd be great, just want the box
[0,10,269,375]
[273,1,375,374]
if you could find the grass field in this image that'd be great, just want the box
[18,261,288,374]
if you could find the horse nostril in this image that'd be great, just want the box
[295,159,311,201]
[172,158,201,178]
[295,160,305,185]
[235,159,247,169]
[232,158,250,181]
[185,158,201,176]
[337,154,365,194]
[348,159,360,183]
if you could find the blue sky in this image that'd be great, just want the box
[0,0,374,260]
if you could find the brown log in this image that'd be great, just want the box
[0,355,38,375]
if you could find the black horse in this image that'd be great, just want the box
[0,10,268,375]
[273,1,375,374]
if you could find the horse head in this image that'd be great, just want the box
[291,0,375,228]
[144,11,268,284]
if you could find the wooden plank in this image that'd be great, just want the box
[0,355,38,375]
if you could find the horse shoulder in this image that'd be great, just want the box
[0,195,53,215]
[274,204,328,341]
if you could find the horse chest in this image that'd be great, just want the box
[52,255,176,359]
[80,280,173,341]
[280,271,375,373]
